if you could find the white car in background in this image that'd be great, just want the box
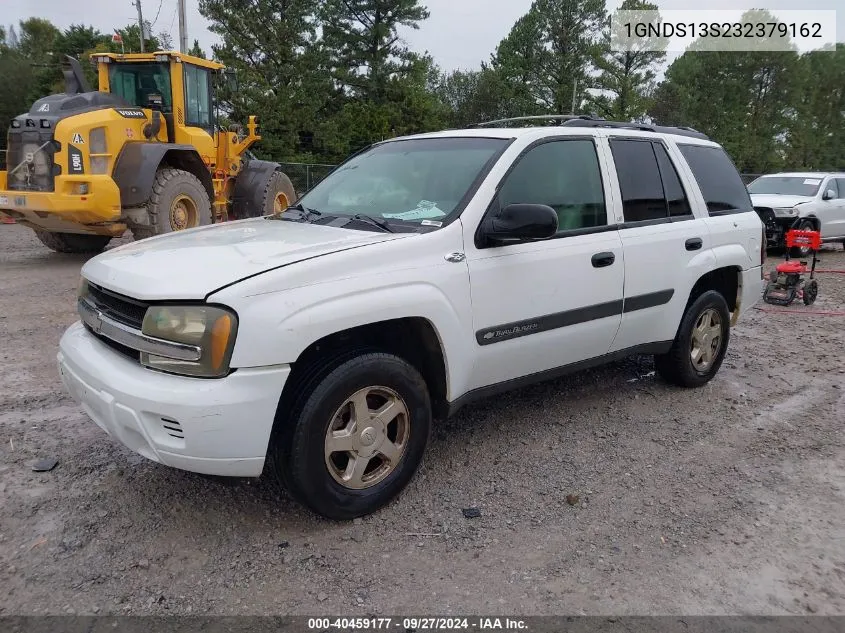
[748,172,845,253]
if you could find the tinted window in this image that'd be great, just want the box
[654,144,691,217]
[679,145,752,215]
[498,140,606,232]
[829,179,842,198]
[610,140,666,222]
[108,63,172,111]
[184,64,212,129]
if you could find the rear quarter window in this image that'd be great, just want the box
[677,144,753,216]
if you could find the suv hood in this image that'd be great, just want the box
[81,218,411,300]
[749,193,814,208]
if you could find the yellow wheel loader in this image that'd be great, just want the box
[0,52,296,253]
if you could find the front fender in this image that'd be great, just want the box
[215,281,473,401]
[113,143,211,207]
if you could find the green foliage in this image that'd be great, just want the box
[649,11,799,172]
[493,0,606,114]
[782,44,845,171]
[589,0,665,121]
[188,40,207,59]
[0,7,843,174]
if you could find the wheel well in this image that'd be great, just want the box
[687,267,740,313]
[161,149,214,203]
[278,318,449,424]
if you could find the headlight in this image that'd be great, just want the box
[78,277,89,298]
[141,305,238,378]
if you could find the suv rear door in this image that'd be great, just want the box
[675,142,762,269]
[602,135,711,352]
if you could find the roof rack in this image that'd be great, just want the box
[561,119,710,140]
[471,114,600,128]
[471,114,710,140]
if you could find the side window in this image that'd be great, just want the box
[678,144,752,215]
[827,178,841,198]
[497,139,606,233]
[653,144,692,217]
[609,139,667,222]
[184,64,212,129]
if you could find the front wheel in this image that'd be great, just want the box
[131,168,212,240]
[655,290,731,388]
[270,353,432,520]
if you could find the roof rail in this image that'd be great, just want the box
[560,118,710,140]
[470,114,711,140]
[471,114,601,128]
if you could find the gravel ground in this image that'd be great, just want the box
[1,223,845,616]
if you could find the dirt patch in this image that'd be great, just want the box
[1,224,844,615]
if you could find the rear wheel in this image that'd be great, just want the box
[34,230,111,254]
[269,353,431,520]
[655,290,731,388]
[261,171,297,216]
[130,168,212,241]
[803,279,819,305]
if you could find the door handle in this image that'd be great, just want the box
[591,252,615,268]
[685,238,703,251]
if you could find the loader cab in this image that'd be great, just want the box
[93,51,221,156]
[107,62,173,114]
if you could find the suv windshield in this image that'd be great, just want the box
[747,176,823,197]
[109,62,173,112]
[296,137,509,228]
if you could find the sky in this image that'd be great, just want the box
[4,0,843,73]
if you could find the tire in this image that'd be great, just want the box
[655,290,731,388]
[259,171,297,216]
[269,353,432,520]
[34,230,111,253]
[130,168,212,241]
[790,219,815,258]
[803,279,819,305]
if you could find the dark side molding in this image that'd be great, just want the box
[476,289,674,345]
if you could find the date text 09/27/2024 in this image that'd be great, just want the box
[307,617,528,630]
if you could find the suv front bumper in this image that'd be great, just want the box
[58,321,289,477]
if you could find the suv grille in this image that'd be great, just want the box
[6,124,58,192]
[85,283,149,330]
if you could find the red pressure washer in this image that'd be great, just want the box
[762,219,822,307]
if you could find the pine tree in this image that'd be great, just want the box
[589,0,665,121]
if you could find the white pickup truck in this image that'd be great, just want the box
[58,117,765,519]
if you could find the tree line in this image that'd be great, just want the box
[2,0,843,174]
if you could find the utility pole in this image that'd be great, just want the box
[571,78,578,115]
[178,0,188,53]
[135,0,145,53]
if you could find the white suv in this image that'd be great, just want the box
[58,117,765,519]
[749,172,845,252]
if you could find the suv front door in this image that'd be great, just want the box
[463,137,625,390]
[819,178,845,239]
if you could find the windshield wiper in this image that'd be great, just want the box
[271,202,323,223]
[350,213,395,233]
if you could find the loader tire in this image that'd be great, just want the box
[260,171,297,216]
[131,168,212,241]
[34,230,111,254]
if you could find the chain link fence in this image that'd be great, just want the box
[277,162,337,197]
